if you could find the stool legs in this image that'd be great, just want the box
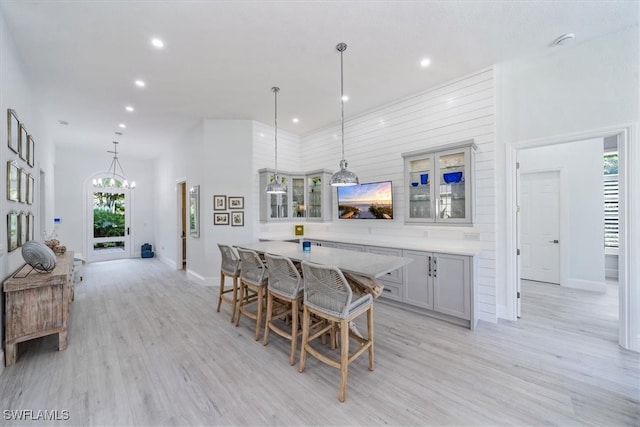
[217,272,239,323]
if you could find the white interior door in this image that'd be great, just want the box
[520,171,561,284]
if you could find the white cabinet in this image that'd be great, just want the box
[306,170,333,222]
[336,243,364,252]
[403,250,473,324]
[402,140,476,224]
[258,168,332,223]
[367,246,404,302]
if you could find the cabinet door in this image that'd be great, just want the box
[432,253,470,319]
[405,154,435,223]
[291,177,305,218]
[435,148,472,223]
[403,250,433,309]
[336,243,364,252]
[306,174,323,219]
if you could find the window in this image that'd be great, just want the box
[604,152,618,248]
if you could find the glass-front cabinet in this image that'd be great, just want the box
[402,140,476,224]
[258,168,332,223]
[306,170,332,221]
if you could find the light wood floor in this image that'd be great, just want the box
[1,259,638,426]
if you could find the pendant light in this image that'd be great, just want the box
[330,42,359,187]
[92,141,135,189]
[265,86,287,194]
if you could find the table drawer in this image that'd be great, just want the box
[378,280,402,302]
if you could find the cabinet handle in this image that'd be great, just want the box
[383,288,391,293]
[428,256,432,277]
[433,256,437,278]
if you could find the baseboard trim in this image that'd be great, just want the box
[565,278,607,293]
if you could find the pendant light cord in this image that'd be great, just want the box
[340,45,345,161]
[272,86,280,175]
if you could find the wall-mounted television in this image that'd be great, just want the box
[337,181,393,219]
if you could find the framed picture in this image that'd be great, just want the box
[213,195,226,211]
[214,212,229,225]
[27,135,35,167]
[27,174,35,204]
[7,211,18,252]
[7,161,19,201]
[19,123,28,161]
[189,185,200,237]
[7,109,19,153]
[228,196,244,210]
[231,211,244,227]
[19,169,28,203]
[18,212,27,246]
[27,212,34,242]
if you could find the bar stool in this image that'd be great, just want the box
[263,253,304,365]
[299,261,374,402]
[216,244,241,323]
[235,248,269,341]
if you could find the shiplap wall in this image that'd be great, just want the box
[300,68,497,323]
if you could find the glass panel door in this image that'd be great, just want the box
[291,177,305,218]
[307,175,323,219]
[90,187,130,261]
[269,175,289,219]
[408,156,433,220]
[438,151,466,220]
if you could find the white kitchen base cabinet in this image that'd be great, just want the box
[401,250,477,330]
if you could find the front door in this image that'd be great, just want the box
[89,187,131,261]
[520,171,561,284]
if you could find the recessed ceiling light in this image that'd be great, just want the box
[119,123,126,129]
[420,58,432,68]
[58,120,69,125]
[292,118,299,123]
[125,105,134,112]
[259,133,265,137]
[135,79,146,88]
[553,33,575,46]
[151,38,164,49]
[341,95,349,102]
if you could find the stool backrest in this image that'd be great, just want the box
[218,244,240,276]
[237,248,268,286]
[300,261,352,318]
[264,253,303,298]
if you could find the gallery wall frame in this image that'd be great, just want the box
[214,212,229,225]
[19,124,28,161]
[231,211,244,227]
[228,196,244,210]
[7,211,18,252]
[7,161,19,202]
[27,135,35,167]
[19,169,28,203]
[213,195,226,211]
[7,109,19,153]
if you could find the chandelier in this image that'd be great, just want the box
[93,141,135,189]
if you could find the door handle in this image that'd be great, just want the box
[127,227,130,235]
[432,256,437,278]
[548,239,559,244]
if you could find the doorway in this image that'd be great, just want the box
[507,126,632,350]
[88,186,132,262]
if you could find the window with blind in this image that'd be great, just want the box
[604,152,618,248]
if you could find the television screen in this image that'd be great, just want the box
[337,181,393,219]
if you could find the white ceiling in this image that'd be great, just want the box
[1,1,638,159]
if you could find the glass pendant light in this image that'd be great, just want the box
[265,86,287,194]
[330,42,359,187]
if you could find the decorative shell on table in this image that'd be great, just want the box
[21,241,57,272]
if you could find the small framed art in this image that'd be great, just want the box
[228,196,244,210]
[214,212,229,225]
[189,185,200,237]
[19,124,28,161]
[214,195,226,211]
[7,109,19,153]
[7,161,19,202]
[19,169,28,203]
[27,135,35,167]
[7,211,18,252]
[231,211,244,227]
[27,174,35,204]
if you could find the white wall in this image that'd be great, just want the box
[297,68,498,323]
[0,8,56,369]
[54,147,156,259]
[519,138,604,291]
[495,25,639,349]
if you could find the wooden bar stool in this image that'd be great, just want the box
[263,253,304,365]
[235,248,269,341]
[216,244,241,323]
[299,261,374,402]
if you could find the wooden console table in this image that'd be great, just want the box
[3,251,74,366]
